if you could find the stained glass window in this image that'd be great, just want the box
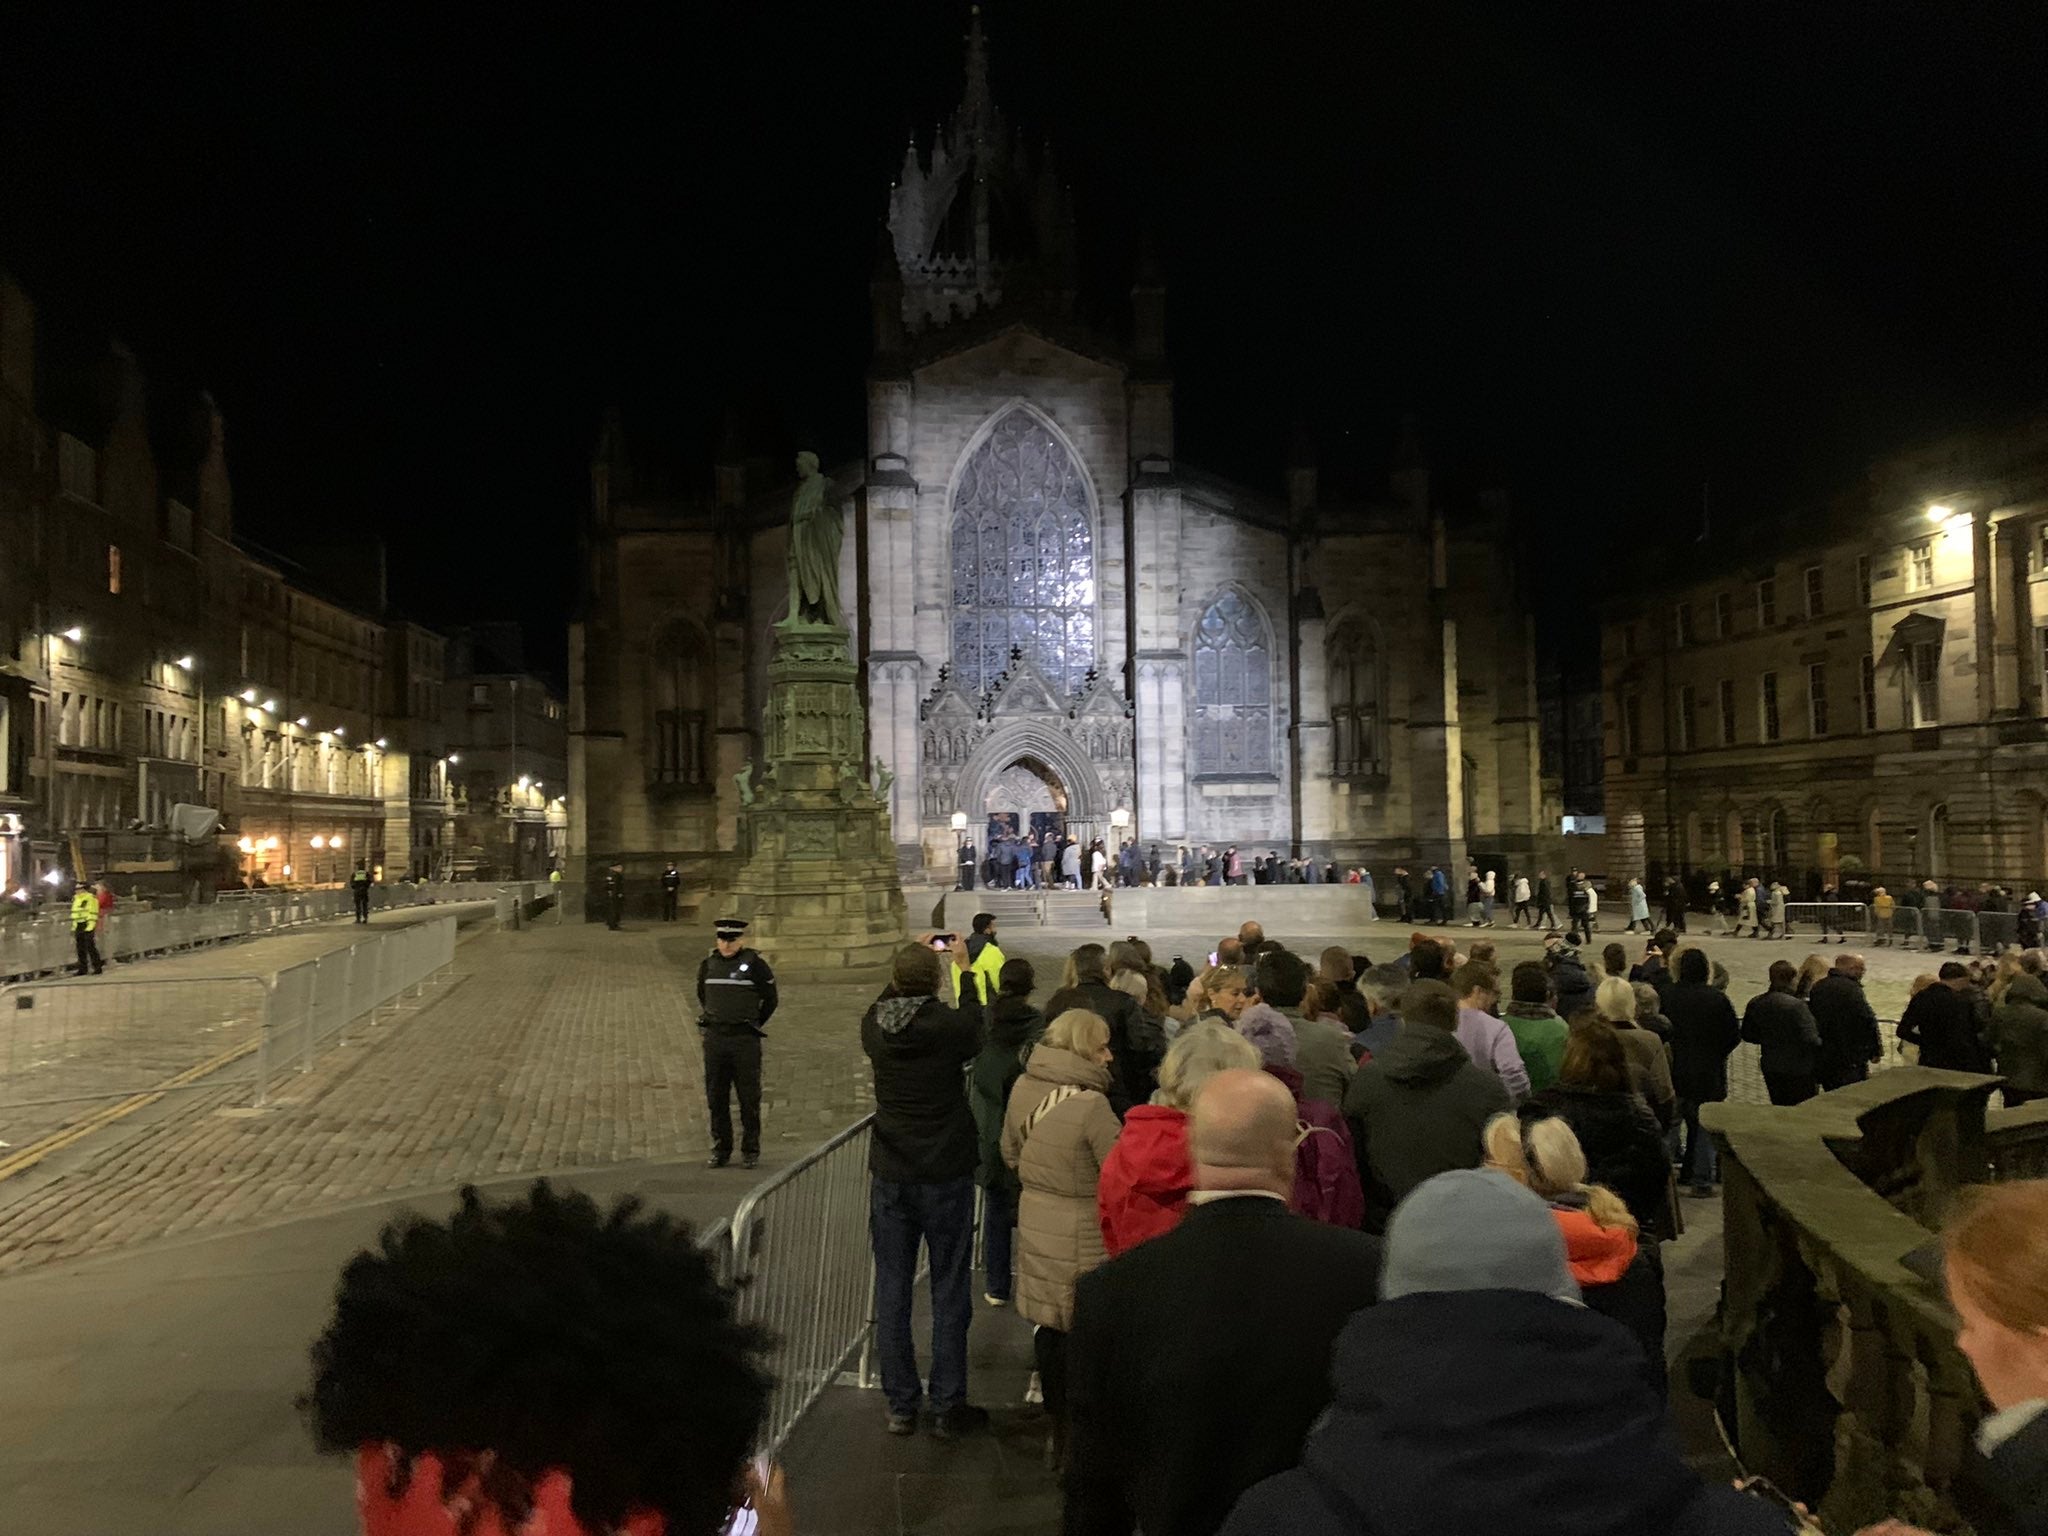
[1192,591,1272,775]
[949,411,1096,695]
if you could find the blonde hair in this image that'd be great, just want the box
[1989,950,2026,1004]
[1910,972,1939,997]
[1796,954,1829,993]
[1594,975,1637,1024]
[1944,1178,2048,1333]
[1203,964,1248,999]
[1157,1022,1260,1109]
[1483,1113,1638,1236]
[1043,1008,1111,1059]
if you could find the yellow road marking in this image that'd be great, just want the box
[0,1038,260,1183]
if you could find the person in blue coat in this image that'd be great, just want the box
[1221,1169,1792,1536]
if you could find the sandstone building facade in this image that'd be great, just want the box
[567,19,1547,894]
[1602,412,2048,890]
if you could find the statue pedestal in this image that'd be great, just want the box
[727,621,907,977]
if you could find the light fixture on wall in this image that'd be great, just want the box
[60,626,82,642]
[1110,807,1131,830]
[175,655,194,670]
[950,811,968,833]
[310,835,326,849]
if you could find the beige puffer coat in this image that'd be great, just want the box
[1001,1044,1121,1332]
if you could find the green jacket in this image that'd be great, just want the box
[1502,1002,1569,1093]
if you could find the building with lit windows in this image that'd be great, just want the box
[568,14,1547,893]
[1602,412,2048,891]
[443,625,566,881]
[0,266,460,899]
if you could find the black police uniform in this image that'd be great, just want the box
[604,867,626,929]
[660,865,681,922]
[350,866,371,923]
[696,935,778,1166]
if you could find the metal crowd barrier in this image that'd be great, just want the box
[1781,902,1870,938]
[0,915,459,1115]
[261,915,459,1101]
[0,879,525,981]
[727,1114,880,1454]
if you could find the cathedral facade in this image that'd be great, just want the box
[566,19,1548,897]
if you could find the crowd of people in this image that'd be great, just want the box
[300,910,2048,1536]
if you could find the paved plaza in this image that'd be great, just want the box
[0,894,1988,1532]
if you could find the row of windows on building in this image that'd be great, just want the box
[1626,526,2048,660]
[1618,643,1965,758]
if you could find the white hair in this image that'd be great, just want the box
[1156,1022,1261,1110]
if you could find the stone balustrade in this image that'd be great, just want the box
[1705,1072,2048,1533]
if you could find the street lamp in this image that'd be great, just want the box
[175,655,194,671]
[60,626,82,643]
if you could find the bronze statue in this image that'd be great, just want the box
[788,450,844,628]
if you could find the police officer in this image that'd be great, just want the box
[660,861,682,922]
[696,917,777,1168]
[70,876,105,976]
[350,861,372,924]
[604,861,627,929]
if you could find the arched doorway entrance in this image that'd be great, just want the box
[982,757,1068,888]
[953,724,1108,885]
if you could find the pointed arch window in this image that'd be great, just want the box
[651,622,712,788]
[949,411,1096,696]
[1328,621,1382,777]
[1192,591,1273,776]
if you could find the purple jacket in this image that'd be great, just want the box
[1455,1006,1532,1102]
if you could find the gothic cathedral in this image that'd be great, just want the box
[567,15,1547,896]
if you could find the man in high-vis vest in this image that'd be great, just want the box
[70,877,105,976]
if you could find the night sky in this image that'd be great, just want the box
[2,2,2042,676]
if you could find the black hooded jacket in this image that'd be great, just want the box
[1220,1289,1789,1536]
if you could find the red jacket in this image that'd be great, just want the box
[1097,1105,1193,1256]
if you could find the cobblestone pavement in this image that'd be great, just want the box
[0,897,1992,1275]
[0,902,493,1153]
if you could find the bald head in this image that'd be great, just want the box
[1834,952,1866,980]
[1238,920,1265,949]
[1190,1068,1297,1198]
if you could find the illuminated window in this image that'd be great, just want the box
[107,545,121,595]
[949,410,1096,695]
[1192,591,1273,776]
[1910,640,1941,727]
[1909,540,1934,591]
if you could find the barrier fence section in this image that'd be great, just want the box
[0,975,271,1110]
[261,916,458,1102]
[728,1115,880,1455]
[0,880,519,981]
[0,914,459,1116]
[1780,902,1869,937]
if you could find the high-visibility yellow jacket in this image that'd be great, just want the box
[69,889,98,932]
[952,937,1005,1007]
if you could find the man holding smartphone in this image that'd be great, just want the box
[697,917,779,1169]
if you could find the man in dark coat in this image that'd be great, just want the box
[1044,945,1165,1113]
[1740,959,1823,1105]
[1897,961,1993,1072]
[1808,952,1883,1089]
[1341,981,1510,1231]
[1065,1070,1383,1536]
[1665,947,1741,1194]
[862,937,988,1437]
[1220,1170,1788,1536]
